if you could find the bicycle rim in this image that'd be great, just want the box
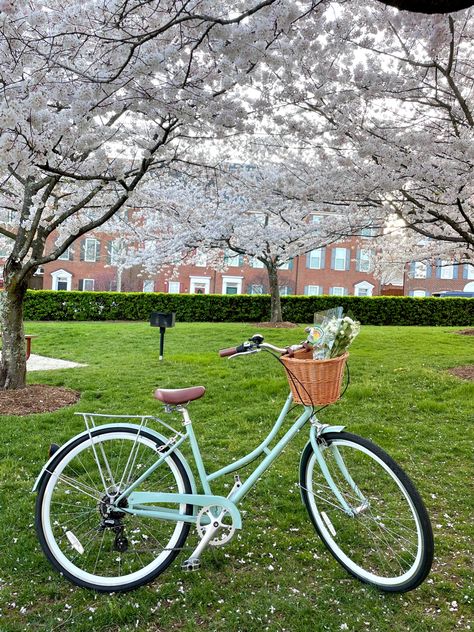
[36,427,192,591]
[301,432,433,591]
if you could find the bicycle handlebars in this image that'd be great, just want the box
[219,335,304,358]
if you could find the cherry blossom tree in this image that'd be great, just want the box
[129,162,359,322]
[263,3,474,267]
[0,0,323,389]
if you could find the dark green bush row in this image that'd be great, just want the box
[23,290,474,326]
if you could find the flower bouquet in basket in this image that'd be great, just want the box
[281,307,360,405]
[306,307,361,360]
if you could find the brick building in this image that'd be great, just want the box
[2,226,472,296]
[21,228,387,297]
[404,260,474,296]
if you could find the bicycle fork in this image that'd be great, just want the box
[309,425,369,518]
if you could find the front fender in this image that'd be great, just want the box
[32,423,197,495]
[298,424,345,504]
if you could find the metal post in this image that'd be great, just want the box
[159,326,165,361]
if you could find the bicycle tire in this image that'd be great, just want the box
[300,431,433,592]
[36,425,193,592]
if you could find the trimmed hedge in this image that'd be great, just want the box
[23,290,474,326]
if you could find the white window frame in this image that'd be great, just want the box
[189,276,210,294]
[51,269,72,291]
[83,278,95,291]
[279,285,291,296]
[354,281,374,297]
[58,246,72,261]
[84,238,99,262]
[143,280,155,293]
[333,248,348,271]
[248,284,264,295]
[305,285,322,296]
[308,248,323,269]
[222,275,243,295]
[224,251,241,267]
[168,281,180,294]
[358,249,372,273]
[330,286,346,296]
[412,290,427,297]
[440,260,454,279]
[109,240,121,266]
[251,257,265,269]
[465,264,474,280]
[194,251,207,267]
[414,262,427,279]
[278,261,290,270]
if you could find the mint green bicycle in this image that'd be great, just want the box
[34,334,433,593]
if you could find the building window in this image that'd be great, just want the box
[190,276,210,294]
[143,280,155,293]
[222,276,243,295]
[195,251,207,267]
[168,281,180,293]
[330,286,346,296]
[248,284,264,294]
[279,285,291,296]
[58,246,73,261]
[360,226,377,237]
[107,240,121,266]
[465,264,474,280]
[79,278,95,291]
[354,281,374,296]
[356,249,372,273]
[439,261,454,279]
[278,260,292,270]
[332,247,349,271]
[414,262,427,278]
[304,285,322,296]
[251,258,265,268]
[83,238,100,262]
[412,290,427,297]
[224,250,243,267]
[307,248,324,269]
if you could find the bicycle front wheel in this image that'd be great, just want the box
[300,432,433,592]
[36,425,193,592]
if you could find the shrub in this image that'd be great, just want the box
[23,290,474,326]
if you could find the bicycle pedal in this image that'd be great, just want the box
[181,557,201,572]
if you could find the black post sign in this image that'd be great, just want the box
[150,312,176,361]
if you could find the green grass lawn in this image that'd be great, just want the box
[0,322,473,631]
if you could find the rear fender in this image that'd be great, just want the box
[32,423,197,495]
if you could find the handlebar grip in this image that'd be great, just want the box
[219,347,237,357]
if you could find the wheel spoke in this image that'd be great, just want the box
[37,428,191,592]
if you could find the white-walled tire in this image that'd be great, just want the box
[36,426,192,592]
[300,432,433,592]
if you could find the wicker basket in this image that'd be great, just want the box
[280,349,348,405]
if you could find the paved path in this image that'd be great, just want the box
[26,354,88,371]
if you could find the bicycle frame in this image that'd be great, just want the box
[108,394,308,525]
[111,393,348,528]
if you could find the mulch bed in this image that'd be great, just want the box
[0,384,80,416]
[447,366,474,381]
[456,328,474,336]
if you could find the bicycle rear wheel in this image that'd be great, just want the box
[300,431,433,592]
[36,425,193,592]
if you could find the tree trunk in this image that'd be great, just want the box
[266,264,283,323]
[0,268,28,390]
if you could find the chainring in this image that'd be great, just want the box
[196,505,236,547]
